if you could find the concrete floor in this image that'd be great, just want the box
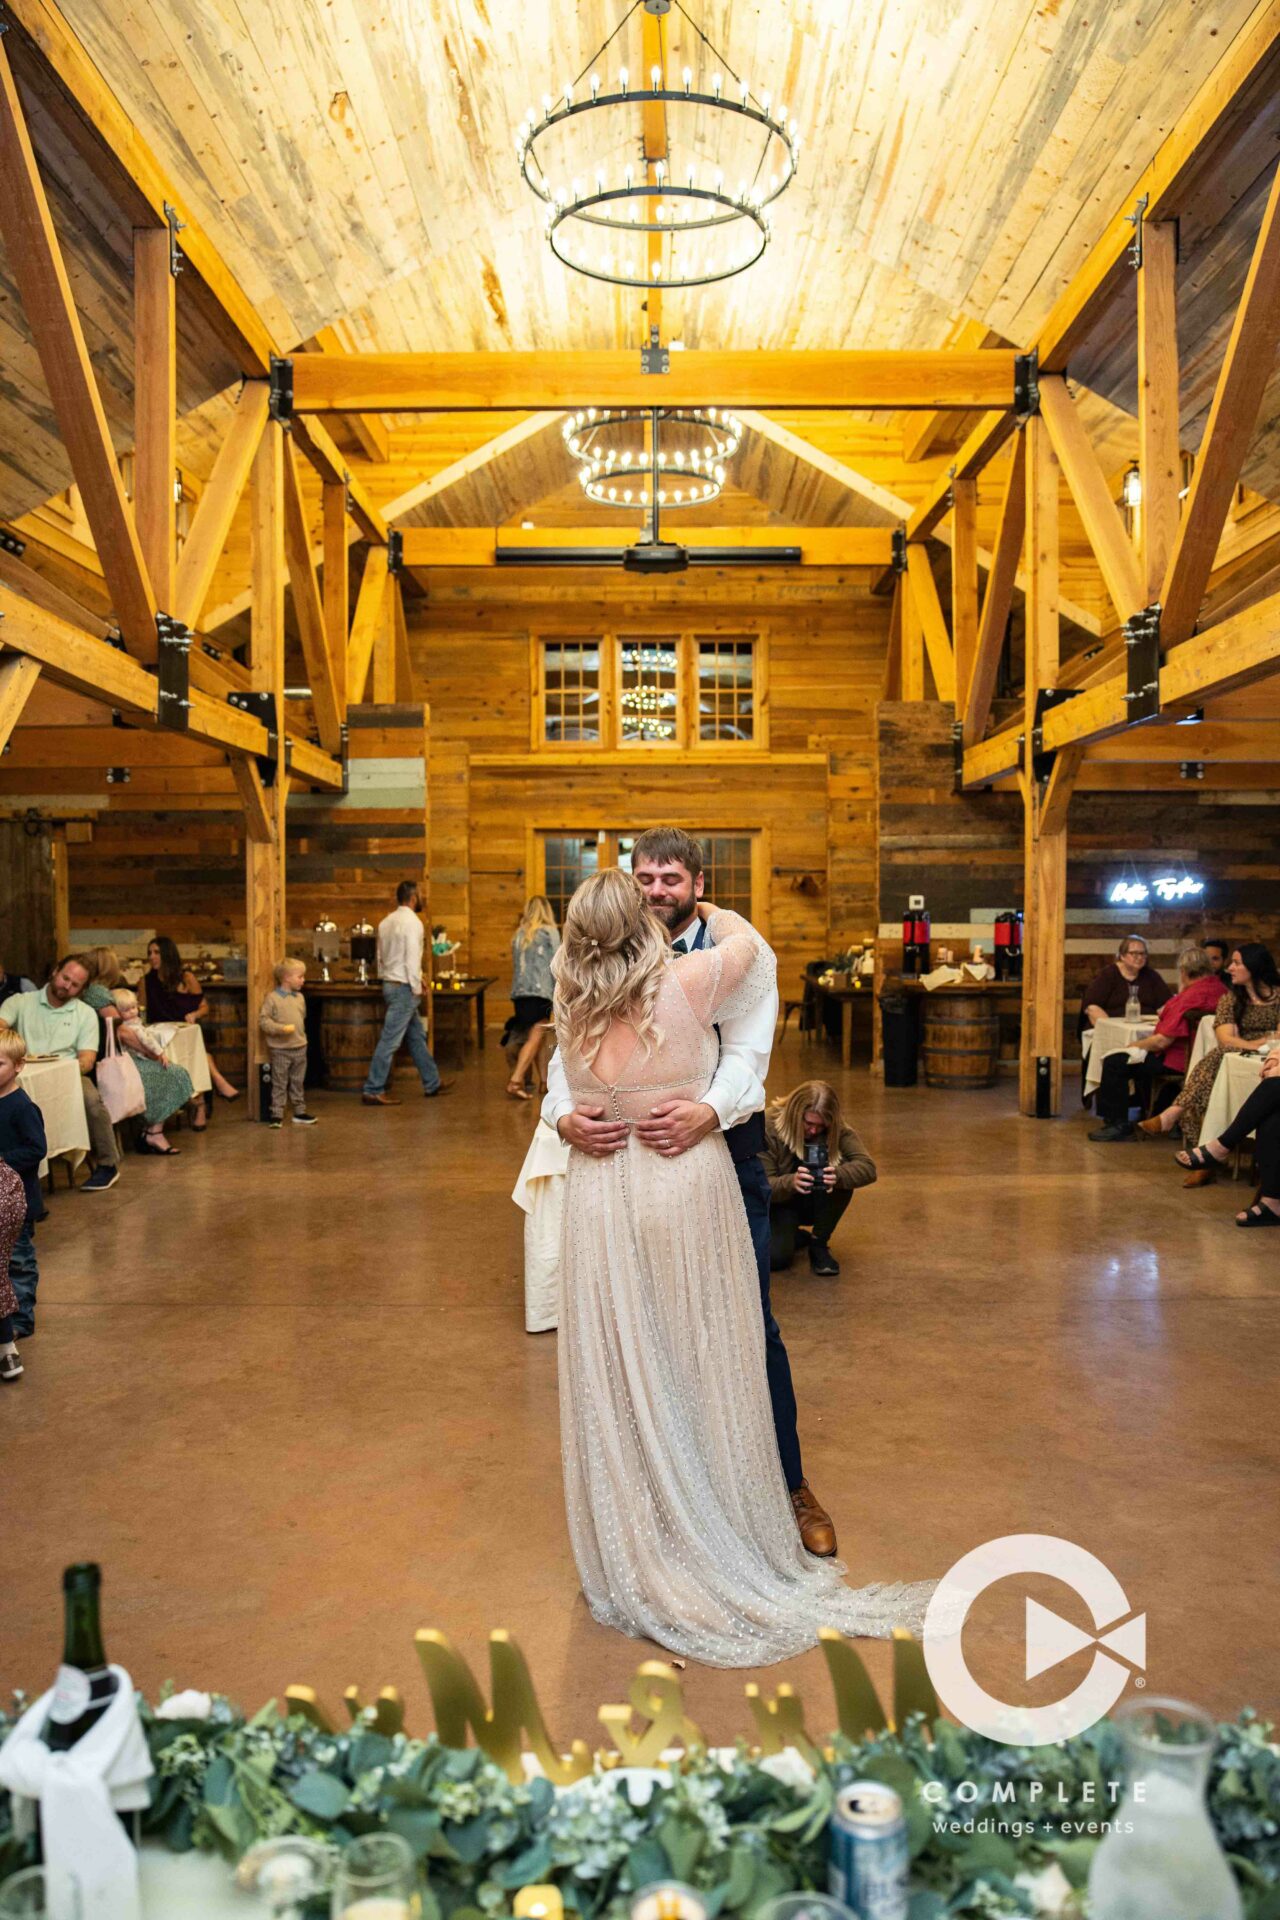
[6,1034,1277,1746]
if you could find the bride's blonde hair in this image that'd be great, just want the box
[553,868,668,1065]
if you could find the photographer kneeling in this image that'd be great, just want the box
[764,1080,876,1278]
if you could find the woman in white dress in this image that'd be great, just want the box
[553,869,935,1668]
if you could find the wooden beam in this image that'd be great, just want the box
[347,550,389,706]
[172,382,270,630]
[245,832,284,1096]
[306,326,390,464]
[0,33,157,657]
[292,413,388,545]
[323,482,349,722]
[1161,159,1280,646]
[901,568,924,701]
[736,412,911,520]
[905,544,955,703]
[132,225,175,608]
[1137,223,1180,606]
[3,0,277,374]
[1024,413,1061,704]
[966,431,1025,746]
[5,728,224,767]
[398,524,897,567]
[282,439,342,755]
[1085,720,1280,761]
[291,351,1022,414]
[381,414,563,524]
[1019,785,1069,1116]
[249,421,285,712]
[372,575,396,704]
[0,653,42,752]
[1039,746,1082,836]
[881,577,903,701]
[1038,377,1143,624]
[951,476,979,714]
[392,577,414,702]
[907,410,1017,541]
[902,321,1003,462]
[230,755,274,844]
[1035,1,1280,370]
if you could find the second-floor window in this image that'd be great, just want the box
[535,634,762,749]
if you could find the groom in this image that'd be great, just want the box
[542,825,838,1558]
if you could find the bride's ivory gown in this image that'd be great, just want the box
[557,909,936,1667]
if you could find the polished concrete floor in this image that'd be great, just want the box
[6,1034,1277,1746]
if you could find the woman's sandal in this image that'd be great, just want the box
[506,1081,533,1100]
[138,1138,181,1156]
[1175,1145,1218,1171]
[1236,1203,1280,1228]
[1137,1113,1175,1137]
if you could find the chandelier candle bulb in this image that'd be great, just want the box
[651,64,662,89]
[620,65,628,92]
[683,66,692,92]
[590,73,600,99]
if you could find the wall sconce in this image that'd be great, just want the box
[1120,463,1142,510]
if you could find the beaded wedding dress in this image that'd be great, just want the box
[557,909,937,1668]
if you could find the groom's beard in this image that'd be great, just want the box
[645,885,697,936]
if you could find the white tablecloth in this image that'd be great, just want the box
[1082,1017,1156,1096]
[148,1021,212,1096]
[19,1057,90,1177]
[1203,1051,1265,1144]
[512,1119,569,1333]
[1190,1013,1220,1070]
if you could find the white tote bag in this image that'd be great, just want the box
[96,1018,146,1124]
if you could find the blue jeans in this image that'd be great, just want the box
[10,1221,38,1338]
[362,984,441,1096]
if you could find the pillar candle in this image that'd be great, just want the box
[514,1887,565,1920]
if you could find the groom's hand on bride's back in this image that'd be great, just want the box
[634,1099,719,1157]
[557,1104,630,1155]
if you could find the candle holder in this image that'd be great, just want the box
[332,1832,418,1918]
[236,1837,333,1916]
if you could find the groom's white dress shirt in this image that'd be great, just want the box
[541,913,778,1134]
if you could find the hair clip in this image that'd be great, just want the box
[589,936,600,948]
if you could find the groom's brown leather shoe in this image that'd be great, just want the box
[791,1479,837,1557]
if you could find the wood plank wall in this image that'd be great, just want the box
[409,573,891,1005]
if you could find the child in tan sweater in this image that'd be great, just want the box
[259,960,316,1128]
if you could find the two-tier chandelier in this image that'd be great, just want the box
[515,0,799,291]
[564,406,743,508]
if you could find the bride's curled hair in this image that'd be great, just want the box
[553,868,668,1066]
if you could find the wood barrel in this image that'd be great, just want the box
[320,996,382,1092]
[922,992,1000,1089]
[202,987,247,1085]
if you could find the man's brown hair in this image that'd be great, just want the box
[629,827,704,880]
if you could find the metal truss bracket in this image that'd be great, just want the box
[227,688,281,785]
[952,718,964,791]
[1125,192,1150,270]
[1180,760,1204,782]
[105,767,131,785]
[1124,602,1162,723]
[269,355,294,428]
[339,721,350,797]
[1031,685,1082,782]
[163,201,186,277]
[155,612,192,731]
[891,525,907,574]
[640,325,669,375]
[0,529,26,558]
[1014,350,1040,420]
[387,528,404,574]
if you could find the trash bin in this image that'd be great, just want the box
[879,988,918,1087]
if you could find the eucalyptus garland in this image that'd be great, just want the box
[1,1691,1278,1918]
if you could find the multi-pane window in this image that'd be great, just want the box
[696,637,756,742]
[618,636,680,743]
[543,831,757,925]
[541,835,599,926]
[542,641,602,742]
[697,836,753,917]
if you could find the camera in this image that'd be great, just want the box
[804,1139,829,1171]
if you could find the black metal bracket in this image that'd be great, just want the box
[891,526,907,574]
[1031,685,1082,782]
[1180,760,1205,782]
[200,640,224,661]
[1124,192,1150,270]
[269,355,294,428]
[155,612,192,731]
[163,201,186,277]
[1014,350,1040,420]
[0,529,25,558]
[227,688,282,787]
[387,529,403,574]
[105,626,126,652]
[339,721,350,797]
[945,463,957,511]
[105,767,131,785]
[640,325,669,375]
[952,718,964,791]
[1124,602,1162,723]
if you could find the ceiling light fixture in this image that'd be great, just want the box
[563,405,742,508]
[515,0,797,290]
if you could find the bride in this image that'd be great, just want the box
[553,869,936,1668]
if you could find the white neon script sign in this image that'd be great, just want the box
[1109,876,1205,906]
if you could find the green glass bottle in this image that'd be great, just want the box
[41,1562,118,1751]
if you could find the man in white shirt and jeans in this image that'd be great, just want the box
[361,881,452,1106]
[541,826,838,1558]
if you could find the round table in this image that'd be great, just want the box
[147,1020,212,1096]
[1082,1017,1157,1098]
[18,1056,90,1177]
[1202,1050,1265,1144]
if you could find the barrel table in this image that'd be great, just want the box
[201,984,249,1085]
[887,977,1023,1088]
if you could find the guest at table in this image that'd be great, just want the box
[1081,935,1172,1027]
[0,1024,46,1341]
[763,1080,876,1279]
[0,958,119,1192]
[1141,942,1280,1184]
[0,959,36,1003]
[1088,947,1224,1141]
[503,895,560,1099]
[1177,1050,1280,1225]
[1201,937,1231,977]
[141,935,240,1127]
[362,881,452,1107]
[80,948,195,1155]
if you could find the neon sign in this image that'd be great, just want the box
[1108,876,1205,906]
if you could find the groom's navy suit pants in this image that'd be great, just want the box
[727,1119,804,1491]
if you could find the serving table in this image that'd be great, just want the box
[811,978,875,1067]
[884,976,1023,1087]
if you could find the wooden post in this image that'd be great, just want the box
[372,558,396,703]
[1019,414,1066,1117]
[323,480,349,721]
[245,421,286,1108]
[951,475,979,717]
[1137,222,1180,606]
[901,569,924,701]
[132,226,175,607]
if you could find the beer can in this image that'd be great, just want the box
[827,1780,908,1920]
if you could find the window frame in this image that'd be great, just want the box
[532,631,766,752]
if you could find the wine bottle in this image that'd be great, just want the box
[42,1563,119,1752]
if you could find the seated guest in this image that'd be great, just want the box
[0,958,36,1003]
[0,957,119,1191]
[1201,936,1231,977]
[1141,942,1280,1184]
[141,935,241,1127]
[1081,934,1172,1027]
[1088,946,1223,1141]
[0,1024,47,1341]
[763,1080,876,1278]
[1176,1048,1280,1225]
[78,948,195,1156]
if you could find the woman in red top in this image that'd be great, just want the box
[1088,946,1224,1140]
